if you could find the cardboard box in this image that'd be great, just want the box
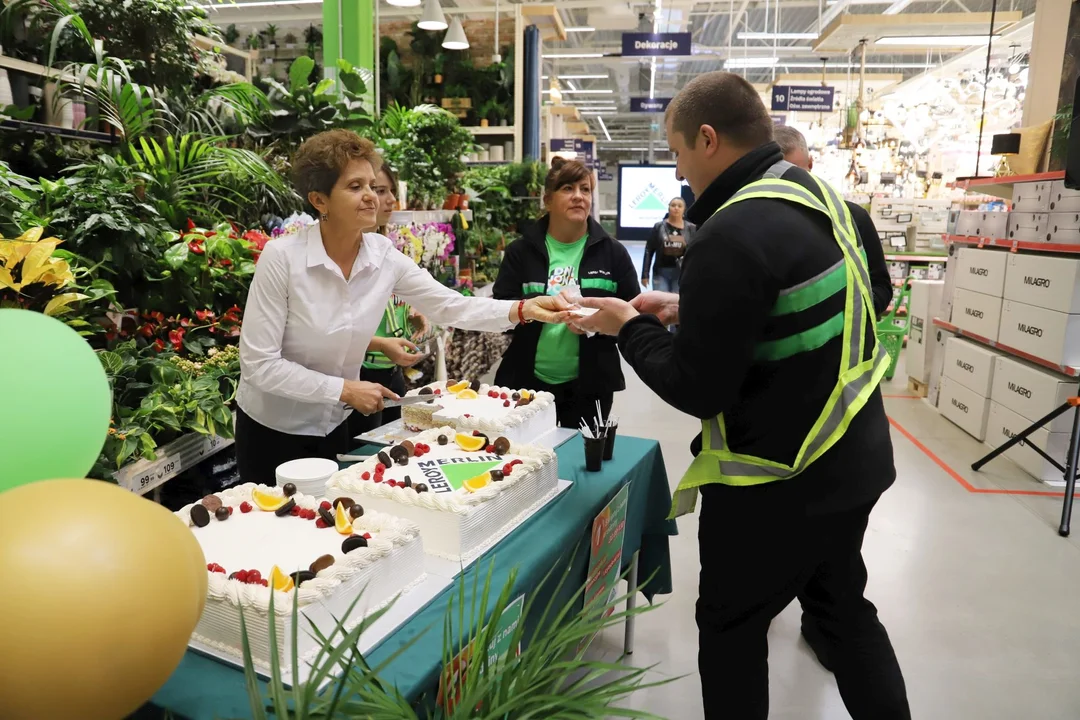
[954,211,1009,239]
[997,300,1080,367]
[928,327,952,407]
[1011,181,1052,213]
[951,287,1004,341]
[1047,212,1080,244]
[1003,253,1080,314]
[906,280,945,382]
[985,401,1070,483]
[938,376,991,441]
[943,337,999,396]
[954,247,1008,296]
[1006,212,1049,243]
[1049,180,1080,214]
[990,355,1077,433]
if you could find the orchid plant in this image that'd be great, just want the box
[387,222,456,271]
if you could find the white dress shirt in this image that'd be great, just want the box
[237,223,516,436]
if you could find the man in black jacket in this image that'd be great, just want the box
[574,72,910,720]
[774,125,893,317]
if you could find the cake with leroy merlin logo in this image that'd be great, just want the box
[401,379,557,445]
[326,426,559,561]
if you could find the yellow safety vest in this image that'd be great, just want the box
[669,166,892,519]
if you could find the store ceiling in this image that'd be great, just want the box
[198,0,1039,151]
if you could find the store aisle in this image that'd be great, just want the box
[587,253,1080,719]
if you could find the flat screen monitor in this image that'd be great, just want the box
[616,164,685,241]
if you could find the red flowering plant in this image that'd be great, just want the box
[132,305,244,356]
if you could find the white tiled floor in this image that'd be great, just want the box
[590,242,1080,719]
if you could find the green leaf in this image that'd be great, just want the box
[97,351,124,375]
[289,55,316,93]
[312,78,336,97]
[164,241,189,269]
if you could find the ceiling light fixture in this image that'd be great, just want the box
[736,32,818,41]
[874,35,994,46]
[417,0,447,31]
[386,0,421,8]
[596,116,613,142]
[442,16,469,49]
[542,52,605,59]
[724,57,779,68]
[565,26,595,33]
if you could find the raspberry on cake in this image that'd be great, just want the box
[401,381,557,446]
[175,483,425,671]
[326,426,560,562]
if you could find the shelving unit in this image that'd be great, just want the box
[884,252,948,263]
[946,234,1080,255]
[931,318,1080,377]
[468,125,517,137]
[0,118,115,143]
[953,170,1067,201]
[113,432,234,496]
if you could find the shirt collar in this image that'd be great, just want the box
[305,223,388,277]
[686,142,784,226]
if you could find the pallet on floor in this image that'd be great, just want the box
[906,376,929,398]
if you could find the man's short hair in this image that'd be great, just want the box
[773,126,808,157]
[666,72,774,150]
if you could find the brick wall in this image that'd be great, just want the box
[380,17,514,69]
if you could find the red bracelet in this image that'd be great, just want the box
[517,300,530,324]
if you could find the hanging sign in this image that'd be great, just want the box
[598,165,614,181]
[770,85,835,112]
[621,32,692,57]
[551,139,597,169]
[630,97,672,113]
[771,114,787,126]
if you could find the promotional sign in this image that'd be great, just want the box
[630,97,672,113]
[618,166,683,230]
[578,483,629,653]
[439,594,525,712]
[621,32,692,57]
[770,85,835,112]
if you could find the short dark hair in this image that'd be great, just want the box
[544,157,592,197]
[291,129,382,199]
[773,126,808,156]
[666,72,774,150]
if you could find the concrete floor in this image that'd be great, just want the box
[586,242,1080,719]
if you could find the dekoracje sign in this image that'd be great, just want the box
[621,33,692,57]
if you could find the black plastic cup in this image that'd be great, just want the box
[603,423,617,461]
[584,435,606,472]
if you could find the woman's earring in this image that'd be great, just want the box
[320,212,329,221]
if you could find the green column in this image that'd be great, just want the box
[323,0,374,99]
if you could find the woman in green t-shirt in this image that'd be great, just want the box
[493,158,639,428]
[348,164,430,435]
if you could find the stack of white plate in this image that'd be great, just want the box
[275,458,338,498]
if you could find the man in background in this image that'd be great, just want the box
[773,125,893,317]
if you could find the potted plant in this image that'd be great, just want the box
[262,23,278,50]
[283,31,298,49]
[433,52,445,84]
[223,23,240,46]
[304,24,322,58]
[245,33,261,51]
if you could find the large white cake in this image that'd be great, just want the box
[401,381,557,445]
[326,426,559,561]
[175,483,425,670]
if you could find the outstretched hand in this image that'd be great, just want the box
[520,295,577,324]
[630,291,680,326]
[569,296,639,336]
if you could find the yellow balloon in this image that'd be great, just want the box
[0,479,207,720]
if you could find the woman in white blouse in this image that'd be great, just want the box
[235,129,572,483]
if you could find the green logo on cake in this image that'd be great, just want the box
[417,455,502,493]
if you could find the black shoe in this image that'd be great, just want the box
[801,624,835,673]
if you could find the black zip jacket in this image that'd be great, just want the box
[643,219,697,279]
[493,215,640,394]
[617,142,896,515]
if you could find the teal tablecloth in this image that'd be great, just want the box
[151,434,677,719]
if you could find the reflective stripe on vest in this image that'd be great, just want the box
[669,169,892,519]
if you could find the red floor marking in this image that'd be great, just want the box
[886,416,1067,498]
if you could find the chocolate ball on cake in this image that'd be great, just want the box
[437,434,448,446]
[214,506,230,521]
[190,504,211,527]
[389,445,409,466]
[511,392,521,401]
[282,482,297,497]
[401,440,415,457]
[490,468,505,482]
[349,504,365,520]
[493,437,511,456]
[415,483,429,493]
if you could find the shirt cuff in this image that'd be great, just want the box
[323,375,346,404]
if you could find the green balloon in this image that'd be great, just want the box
[0,310,112,491]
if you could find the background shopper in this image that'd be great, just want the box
[236,130,573,484]
[492,158,639,428]
[641,197,695,293]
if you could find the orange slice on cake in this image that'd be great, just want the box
[252,489,288,512]
[447,380,470,393]
[455,433,487,452]
[463,472,491,493]
[334,503,353,535]
[269,565,295,593]
[456,389,479,400]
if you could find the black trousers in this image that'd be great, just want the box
[528,375,613,430]
[234,405,352,485]
[697,489,910,720]
[347,365,407,437]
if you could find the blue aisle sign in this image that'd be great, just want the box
[771,85,835,112]
[621,32,692,57]
[630,97,672,113]
[598,165,613,181]
[771,114,787,126]
[551,139,597,169]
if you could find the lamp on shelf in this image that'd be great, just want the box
[442,16,469,50]
[990,132,1021,177]
[417,0,447,31]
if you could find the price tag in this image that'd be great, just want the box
[119,454,180,494]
